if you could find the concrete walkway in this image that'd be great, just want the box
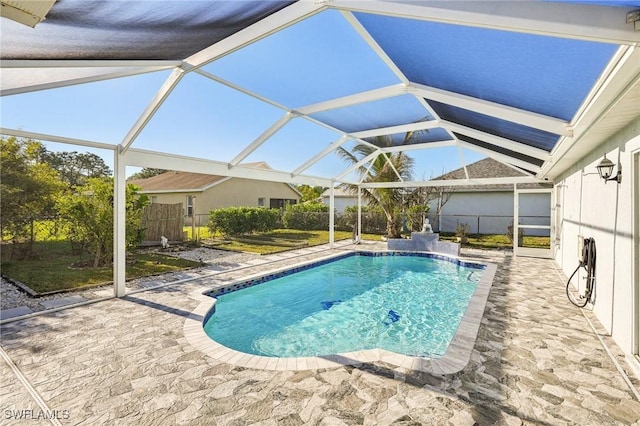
[1,243,639,425]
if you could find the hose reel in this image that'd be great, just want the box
[566,237,596,308]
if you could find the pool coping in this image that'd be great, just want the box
[183,249,497,374]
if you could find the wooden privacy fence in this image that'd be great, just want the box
[141,203,184,244]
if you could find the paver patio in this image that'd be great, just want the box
[1,242,639,425]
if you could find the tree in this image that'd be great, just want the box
[0,136,65,258]
[295,185,326,203]
[56,178,149,267]
[337,136,414,238]
[403,183,455,232]
[41,151,112,188]
[127,168,167,180]
[401,167,457,233]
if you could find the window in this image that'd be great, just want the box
[269,198,297,209]
[186,195,195,216]
[258,197,266,207]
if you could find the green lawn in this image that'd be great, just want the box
[1,240,200,294]
[201,228,550,253]
[184,225,214,241]
[1,230,550,295]
[202,229,380,255]
[438,233,550,250]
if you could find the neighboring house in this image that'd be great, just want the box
[319,158,551,235]
[319,187,359,213]
[128,162,300,224]
[429,158,552,235]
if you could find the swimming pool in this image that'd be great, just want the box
[202,252,486,359]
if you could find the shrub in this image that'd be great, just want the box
[455,223,470,245]
[455,223,470,237]
[208,207,280,237]
[334,210,355,232]
[506,221,524,243]
[281,202,329,230]
[405,204,430,232]
[56,179,149,267]
[340,205,387,234]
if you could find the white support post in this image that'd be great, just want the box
[457,144,470,180]
[513,183,519,255]
[120,68,185,153]
[357,187,362,242]
[329,183,335,248]
[292,136,348,176]
[113,149,127,297]
[229,112,293,167]
[334,150,380,181]
[191,196,197,242]
[437,191,443,233]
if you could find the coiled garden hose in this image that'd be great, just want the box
[566,237,596,308]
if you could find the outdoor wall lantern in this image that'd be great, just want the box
[596,154,622,184]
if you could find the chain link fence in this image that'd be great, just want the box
[432,214,550,236]
[187,211,390,240]
[189,211,553,240]
[1,216,69,243]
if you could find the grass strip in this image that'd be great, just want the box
[1,241,200,294]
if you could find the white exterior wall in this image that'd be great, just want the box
[321,196,358,213]
[555,116,640,358]
[323,190,550,234]
[431,191,550,235]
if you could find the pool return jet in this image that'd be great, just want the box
[566,237,596,308]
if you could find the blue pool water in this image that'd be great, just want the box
[203,253,484,358]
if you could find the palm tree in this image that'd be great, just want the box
[337,135,414,238]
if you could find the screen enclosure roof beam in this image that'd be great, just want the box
[329,0,640,45]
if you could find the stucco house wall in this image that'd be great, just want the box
[319,188,360,213]
[146,192,190,207]
[202,178,299,210]
[149,179,299,213]
[554,116,639,360]
[320,195,358,213]
[133,174,300,223]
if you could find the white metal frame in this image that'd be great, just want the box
[407,82,572,136]
[540,46,640,180]
[513,187,554,259]
[0,62,179,97]
[3,1,634,184]
[633,149,640,358]
[329,0,640,45]
[1,0,638,296]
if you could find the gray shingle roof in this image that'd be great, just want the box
[128,162,273,192]
[433,158,552,191]
[128,171,226,192]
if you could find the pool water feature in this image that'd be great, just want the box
[203,252,485,359]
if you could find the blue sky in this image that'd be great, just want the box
[1,7,534,181]
[1,0,636,180]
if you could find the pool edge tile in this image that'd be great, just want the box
[183,249,498,377]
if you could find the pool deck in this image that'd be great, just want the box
[2,241,640,425]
